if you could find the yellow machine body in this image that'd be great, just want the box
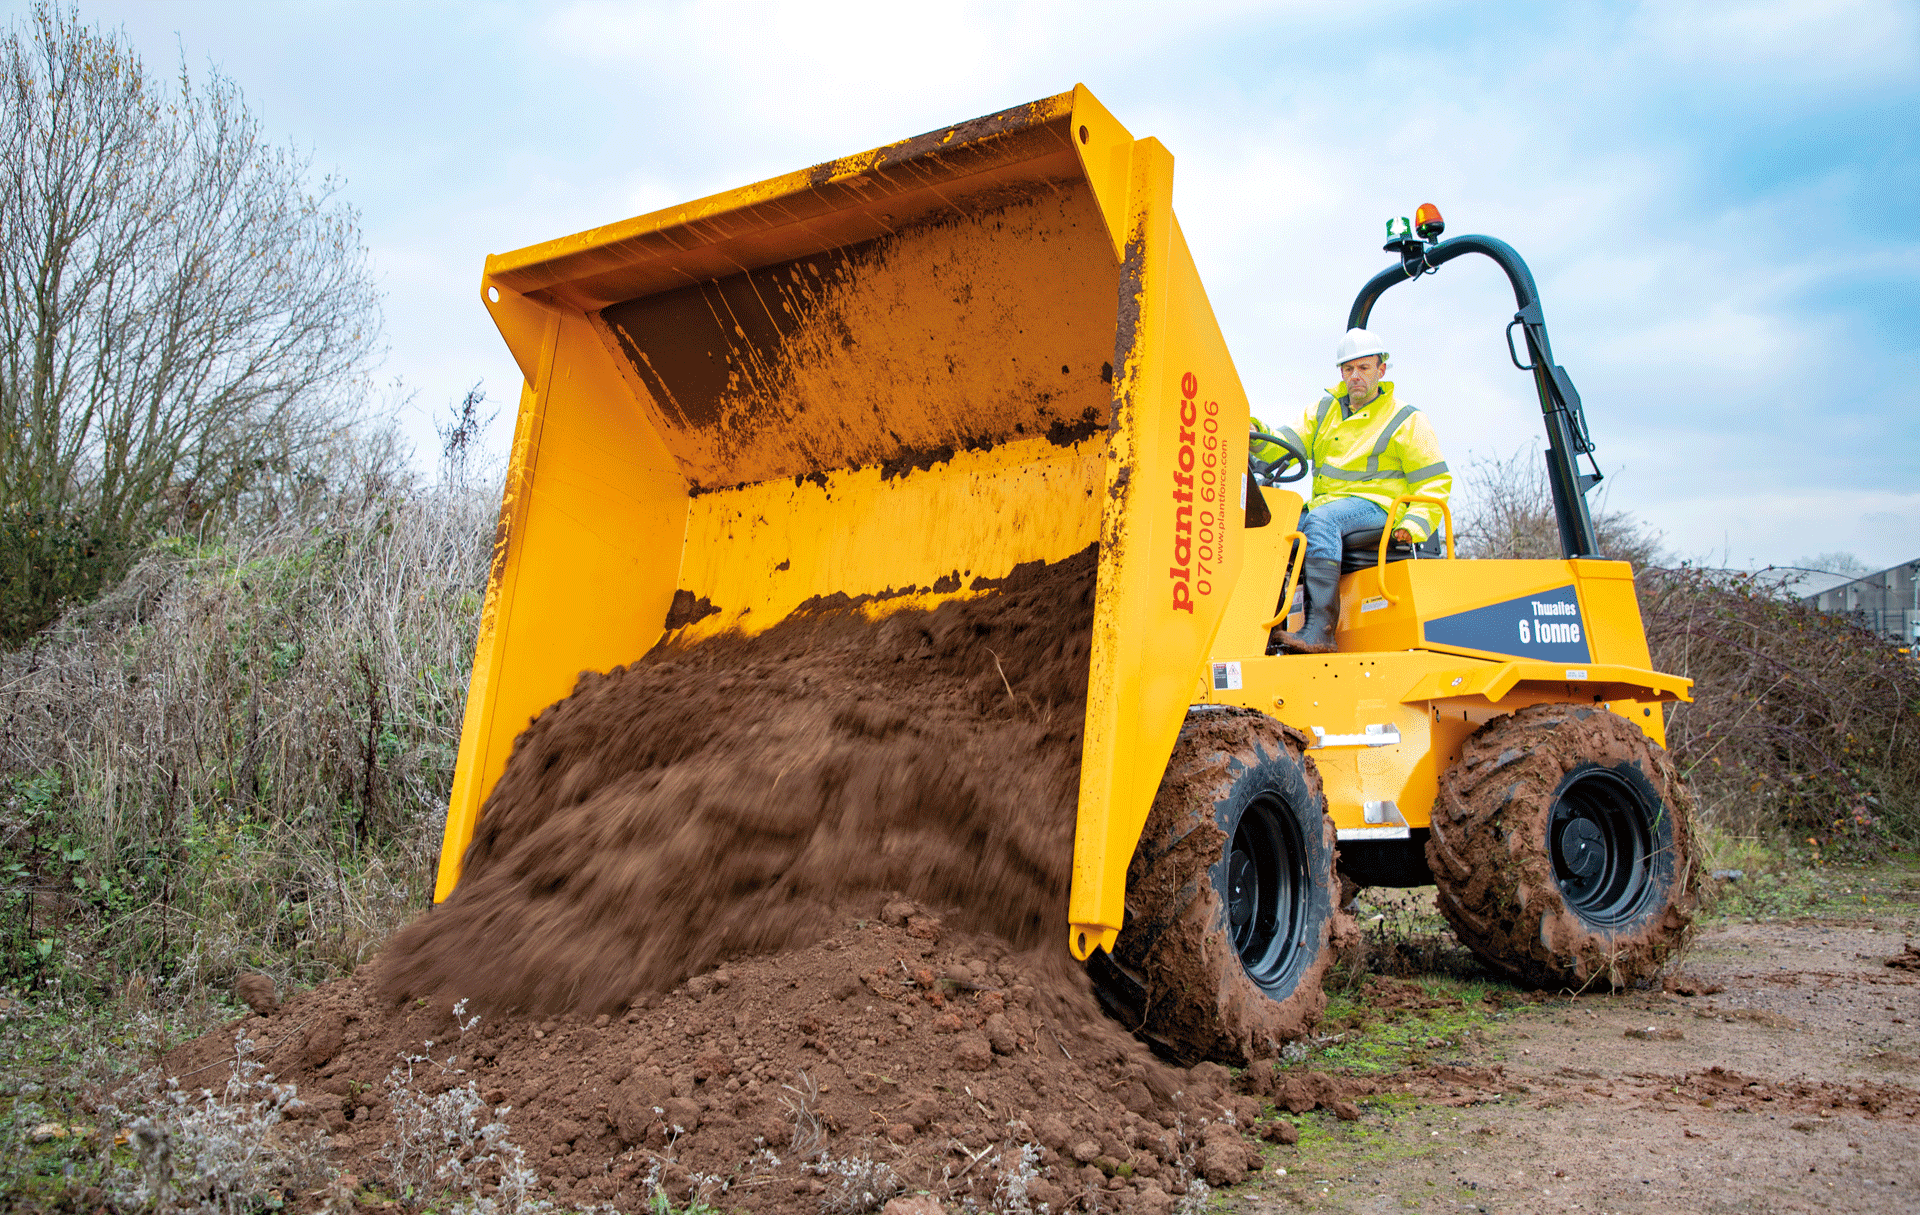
[1202,509,1688,848]
[434,86,1689,964]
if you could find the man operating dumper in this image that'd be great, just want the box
[1252,328,1452,653]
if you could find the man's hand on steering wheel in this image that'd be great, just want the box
[1248,431,1309,485]
[1392,528,1412,544]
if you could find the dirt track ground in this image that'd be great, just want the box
[1228,874,1920,1215]
[7,863,1916,1215]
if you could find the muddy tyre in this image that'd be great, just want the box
[1089,708,1352,1064]
[1428,704,1699,990]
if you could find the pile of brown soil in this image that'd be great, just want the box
[156,547,1331,1211]
[166,910,1301,1214]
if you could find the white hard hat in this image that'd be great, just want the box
[1335,328,1389,366]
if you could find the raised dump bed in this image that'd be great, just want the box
[436,86,1259,964]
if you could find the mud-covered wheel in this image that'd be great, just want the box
[1428,704,1699,990]
[1089,707,1353,1064]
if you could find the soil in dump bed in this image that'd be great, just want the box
[158,544,1369,1212]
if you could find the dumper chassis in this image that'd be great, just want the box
[435,86,1700,1067]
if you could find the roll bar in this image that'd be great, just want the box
[1348,232,1603,560]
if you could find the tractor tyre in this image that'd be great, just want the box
[1427,704,1699,990]
[1089,707,1354,1065]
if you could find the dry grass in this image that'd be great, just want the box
[0,435,497,1004]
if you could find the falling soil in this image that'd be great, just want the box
[381,546,1103,1016]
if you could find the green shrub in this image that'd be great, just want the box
[0,508,132,644]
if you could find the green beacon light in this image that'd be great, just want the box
[1382,215,1417,255]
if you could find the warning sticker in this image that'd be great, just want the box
[1211,660,1243,692]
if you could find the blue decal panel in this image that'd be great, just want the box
[1424,585,1591,663]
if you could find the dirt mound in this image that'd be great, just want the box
[148,545,1397,1208]
[381,547,1099,1016]
[152,545,1322,1209]
[161,911,1287,1213]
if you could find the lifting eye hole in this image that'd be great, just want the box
[487,286,500,303]
[1078,125,1089,145]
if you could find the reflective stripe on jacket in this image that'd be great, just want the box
[1251,381,1452,542]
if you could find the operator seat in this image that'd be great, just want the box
[1338,528,1443,575]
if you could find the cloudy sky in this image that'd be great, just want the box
[15,0,1917,570]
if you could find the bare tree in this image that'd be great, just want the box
[1790,552,1872,577]
[0,3,380,640]
[1451,445,1666,570]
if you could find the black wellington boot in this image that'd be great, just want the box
[1273,558,1342,654]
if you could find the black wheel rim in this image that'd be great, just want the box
[1548,766,1659,928]
[1226,794,1311,993]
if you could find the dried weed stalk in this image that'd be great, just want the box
[105,1030,332,1213]
[780,1069,825,1160]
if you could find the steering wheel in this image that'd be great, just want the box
[1249,431,1308,486]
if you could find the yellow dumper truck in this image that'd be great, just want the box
[435,86,1697,1064]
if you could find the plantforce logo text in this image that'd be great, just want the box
[1169,371,1225,614]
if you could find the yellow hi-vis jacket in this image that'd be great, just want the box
[1252,381,1452,542]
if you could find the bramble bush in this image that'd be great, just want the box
[1642,565,1920,850]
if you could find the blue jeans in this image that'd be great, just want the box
[1299,497,1389,563]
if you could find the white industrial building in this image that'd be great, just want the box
[1801,559,1920,643]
